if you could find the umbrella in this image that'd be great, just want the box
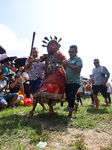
[14,56,28,67]
[0,46,6,54]
[0,55,17,64]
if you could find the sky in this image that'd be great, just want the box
[0,0,112,81]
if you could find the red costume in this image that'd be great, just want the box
[33,37,66,102]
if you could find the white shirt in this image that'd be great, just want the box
[10,70,16,79]
[0,80,7,97]
[22,72,29,84]
[106,82,111,93]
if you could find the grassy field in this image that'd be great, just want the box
[0,95,112,150]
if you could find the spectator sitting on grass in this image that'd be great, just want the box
[9,74,24,104]
[0,72,18,109]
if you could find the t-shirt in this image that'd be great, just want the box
[106,82,111,93]
[9,80,20,93]
[92,65,110,85]
[66,55,83,85]
[22,72,29,84]
[25,59,45,81]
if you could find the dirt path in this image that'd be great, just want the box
[46,128,112,150]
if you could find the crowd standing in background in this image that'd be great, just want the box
[0,40,112,117]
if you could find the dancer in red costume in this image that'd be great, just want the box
[30,36,67,116]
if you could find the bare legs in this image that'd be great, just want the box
[29,98,47,116]
[93,94,99,109]
[39,101,47,112]
[93,94,108,109]
[68,102,79,120]
[0,103,7,109]
[104,98,109,106]
[29,98,37,115]
[9,94,18,106]
[47,99,56,116]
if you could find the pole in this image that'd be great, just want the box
[30,32,36,56]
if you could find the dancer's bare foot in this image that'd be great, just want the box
[41,107,47,112]
[47,111,54,117]
[29,110,34,116]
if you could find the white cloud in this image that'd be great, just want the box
[0,24,30,57]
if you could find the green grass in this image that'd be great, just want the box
[0,95,112,149]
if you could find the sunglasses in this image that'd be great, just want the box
[68,51,75,54]
[94,62,99,64]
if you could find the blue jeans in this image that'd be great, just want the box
[107,92,111,103]
[30,78,42,94]
[0,93,17,106]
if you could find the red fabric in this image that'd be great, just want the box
[86,84,92,91]
[36,70,66,95]
[75,92,80,95]
[29,84,31,90]
[35,51,66,99]
[24,98,33,106]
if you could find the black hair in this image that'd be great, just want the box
[17,65,22,69]
[69,45,77,51]
[94,59,99,62]
[10,63,15,68]
[5,61,11,65]
[0,71,4,75]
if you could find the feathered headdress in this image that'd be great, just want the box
[42,36,62,53]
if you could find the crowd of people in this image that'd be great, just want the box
[0,36,111,120]
[0,62,31,108]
